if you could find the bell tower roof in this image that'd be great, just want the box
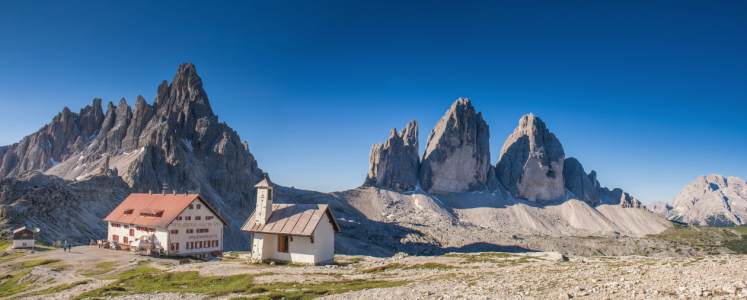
[254,173,277,188]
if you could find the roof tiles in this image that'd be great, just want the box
[104,193,228,228]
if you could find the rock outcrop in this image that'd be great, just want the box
[0,170,130,245]
[496,113,565,201]
[563,157,600,206]
[650,174,747,226]
[363,120,419,192]
[419,98,491,194]
[0,63,264,250]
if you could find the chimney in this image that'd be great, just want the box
[148,190,153,195]
[185,191,189,195]
[173,190,177,195]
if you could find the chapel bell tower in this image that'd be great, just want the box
[254,173,275,225]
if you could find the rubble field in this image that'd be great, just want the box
[1,246,746,299]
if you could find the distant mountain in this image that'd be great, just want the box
[650,174,747,227]
[0,63,264,249]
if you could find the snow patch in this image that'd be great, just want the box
[182,139,194,152]
[49,157,60,167]
[47,140,52,149]
[414,198,423,210]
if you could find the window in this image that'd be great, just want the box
[124,225,129,229]
[197,204,201,209]
[177,216,182,221]
[112,235,119,242]
[195,241,202,249]
[123,237,129,244]
[268,190,273,201]
[188,204,193,209]
[170,243,179,251]
[187,242,193,249]
[171,230,178,234]
[206,216,213,220]
[213,240,219,247]
[129,229,134,236]
[186,216,191,221]
[278,235,289,253]
[196,216,201,220]
[187,229,194,234]
[111,223,121,228]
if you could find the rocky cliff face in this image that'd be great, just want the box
[0,170,131,245]
[496,113,565,201]
[650,174,747,226]
[419,98,491,194]
[363,120,419,192]
[0,63,264,250]
[563,157,600,206]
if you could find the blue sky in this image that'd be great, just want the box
[1,1,745,204]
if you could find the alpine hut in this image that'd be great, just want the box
[241,174,341,265]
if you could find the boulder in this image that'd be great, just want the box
[496,113,565,201]
[419,98,491,194]
[363,120,419,192]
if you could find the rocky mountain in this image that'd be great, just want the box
[563,157,600,206]
[495,113,565,201]
[0,170,130,245]
[0,63,264,250]
[363,120,419,192]
[650,174,747,227]
[419,98,491,194]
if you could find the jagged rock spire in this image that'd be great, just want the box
[419,98,491,194]
[496,113,565,201]
[364,120,419,192]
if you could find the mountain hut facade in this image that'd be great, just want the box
[241,175,341,265]
[103,191,228,259]
[12,227,35,249]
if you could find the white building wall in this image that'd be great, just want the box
[13,240,34,248]
[313,213,336,264]
[166,199,223,257]
[260,233,317,264]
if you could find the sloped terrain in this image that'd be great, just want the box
[651,175,747,227]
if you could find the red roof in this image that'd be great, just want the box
[104,193,228,228]
[241,204,341,236]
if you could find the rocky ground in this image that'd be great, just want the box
[2,246,747,299]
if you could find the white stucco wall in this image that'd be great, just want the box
[313,213,336,263]
[167,199,223,257]
[13,240,34,248]
[252,212,336,264]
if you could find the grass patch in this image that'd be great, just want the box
[229,251,251,258]
[247,279,410,299]
[362,263,404,273]
[77,271,253,299]
[78,261,120,277]
[362,262,454,273]
[0,239,11,250]
[11,259,61,270]
[403,263,455,270]
[103,266,161,280]
[445,252,515,263]
[650,225,747,254]
[0,270,37,297]
[0,252,27,264]
[348,257,361,264]
[10,280,90,299]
